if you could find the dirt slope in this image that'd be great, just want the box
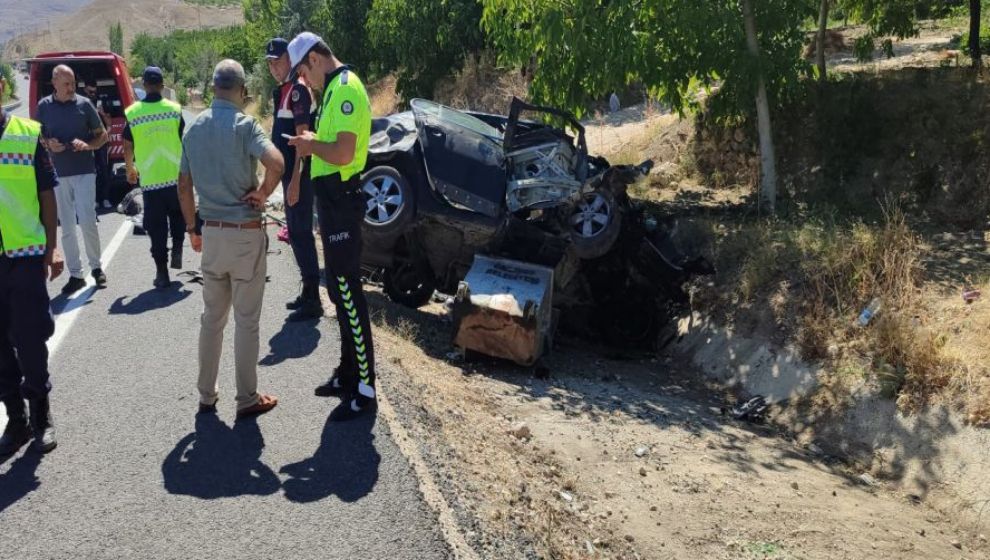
[3,0,243,59]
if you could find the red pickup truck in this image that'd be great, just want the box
[27,51,137,201]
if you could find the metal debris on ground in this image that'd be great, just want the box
[727,396,770,423]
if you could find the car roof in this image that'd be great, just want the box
[26,51,123,63]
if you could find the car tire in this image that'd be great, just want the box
[383,256,436,309]
[569,188,622,259]
[360,166,414,235]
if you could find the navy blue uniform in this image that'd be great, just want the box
[0,113,59,402]
[272,80,319,285]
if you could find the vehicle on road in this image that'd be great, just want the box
[27,51,136,201]
[358,98,713,347]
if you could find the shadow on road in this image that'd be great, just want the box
[0,452,42,513]
[109,287,193,315]
[279,414,380,504]
[259,318,322,367]
[161,414,280,499]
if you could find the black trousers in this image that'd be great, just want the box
[282,164,320,285]
[0,256,54,402]
[143,186,186,266]
[315,180,376,391]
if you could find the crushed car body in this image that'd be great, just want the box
[357,97,713,363]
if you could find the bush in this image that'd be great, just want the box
[958,27,990,53]
[0,62,15,103]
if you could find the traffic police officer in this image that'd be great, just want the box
[0,74,63,455]
[287,32,376,421]
[123,66,187,289]
[265,37,323,321]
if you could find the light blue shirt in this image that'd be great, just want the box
[180,98,273,222]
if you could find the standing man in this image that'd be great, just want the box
[265,38,322,321]
[84,81,113,210]
[0,75,64,455]
[37,64,108,295]
[178,60,285,419]
[288,32,377,421]
[124,66,187,289]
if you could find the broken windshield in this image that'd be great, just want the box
[410,99,503,143]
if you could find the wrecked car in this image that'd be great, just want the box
[358,97,712,349]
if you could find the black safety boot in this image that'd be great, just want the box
[329,392,378,422]
[154,262,170,290]
[286,284,307,310]
[314,364,356,398]
[287,282,323,322]
[0,398,31,456]
[170,246,183,270]
[29,397,57,453]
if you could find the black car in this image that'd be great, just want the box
[356,98,711,346]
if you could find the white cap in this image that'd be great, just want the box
[288,32,325,71]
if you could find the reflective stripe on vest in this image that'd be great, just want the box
[0,116,46,258]
[125,99,182,190]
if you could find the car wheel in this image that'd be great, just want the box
[383,258,436,309]
[569,189,622,259]
[361,166,414,235]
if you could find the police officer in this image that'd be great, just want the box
[265,38,323,321]
[287,32,376,421]
[123,66,187,289]
[0,74,63,455]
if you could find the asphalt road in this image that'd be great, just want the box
[0,212,452,559]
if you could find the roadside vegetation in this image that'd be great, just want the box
[0,61,16,103]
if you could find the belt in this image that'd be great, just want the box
[203,220,263,230]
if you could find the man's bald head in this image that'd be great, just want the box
[52,64,77,100]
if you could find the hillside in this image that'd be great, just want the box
[0,0,91,46]
[2,0,242,59]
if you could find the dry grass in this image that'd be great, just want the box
[433,52,529,114]
[699,206,970,416]
[368,74,401,117]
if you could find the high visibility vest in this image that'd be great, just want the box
[125,99,183,191]
[0,116,46,258]
[311,69,371,183]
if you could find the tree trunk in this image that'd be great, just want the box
[816,0,830,82]
[970,0,982,69]
[741,0,778,213]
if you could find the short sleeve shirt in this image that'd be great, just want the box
[180,98,273,222]
[36,94,104,178]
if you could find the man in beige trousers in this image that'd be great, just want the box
[178,60,285,418]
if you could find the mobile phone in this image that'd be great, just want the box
[281,133,293,140]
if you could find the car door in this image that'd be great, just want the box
[411,99,506,218]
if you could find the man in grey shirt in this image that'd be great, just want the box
[178,59,285,419]
[37,64,109,295]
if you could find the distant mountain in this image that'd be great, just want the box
[0,0,92,46]
[3,0,243,60]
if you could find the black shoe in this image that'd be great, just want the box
[154,264,170,290]
[314,366,355,398]
[0,398,30,456]
[329,394,378,422]
[170,247,183,270]
[28,397,57,453]
[92,268,107,287]
[61,276,87,295]
[287,298,323,322]
[286,292,306,310]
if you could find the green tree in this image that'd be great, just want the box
[366,0,486,99]
[0,61,16,104]
[110,21,124,56]
[482,0,814,211]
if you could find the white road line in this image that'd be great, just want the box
[48,220,132,355]
[0,220,131,433]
